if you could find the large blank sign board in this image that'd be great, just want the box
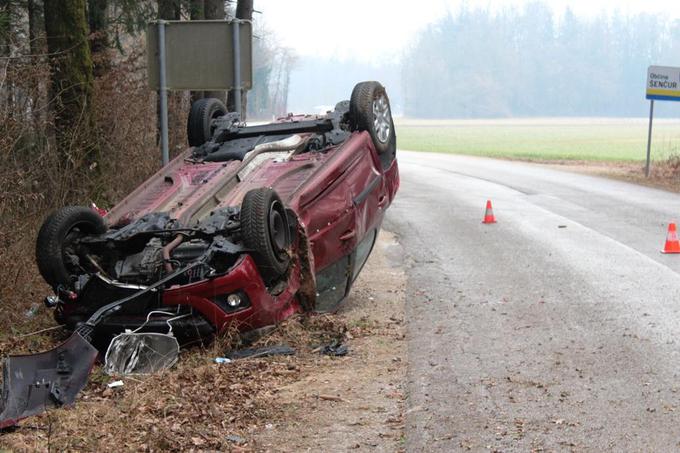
[147,20,252,91]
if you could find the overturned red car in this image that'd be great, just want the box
[0,81,398,428]
[35,81,399,345]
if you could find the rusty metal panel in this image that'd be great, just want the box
[147,20,252,91]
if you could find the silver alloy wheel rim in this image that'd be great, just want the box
[372,95,391,144]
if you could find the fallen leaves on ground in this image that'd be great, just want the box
[0,314,365,452]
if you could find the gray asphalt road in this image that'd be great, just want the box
[385,151,680,452]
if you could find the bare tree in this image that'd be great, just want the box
[204,0,223,21]
[0,0,13,115]
[87,0,109,76]
[200,0,226,103]
[0,0,11,57]
[188,0,204,19]
[27,0,44,56]
[44,0,98,168]
[227,0,252,117]
[269,48,295,117]
[188,0,205,103]
[157,0,180,21]
[27,0,47,130]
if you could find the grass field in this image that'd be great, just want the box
[396,118,680,162]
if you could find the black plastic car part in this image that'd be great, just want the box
[0,332,98,429]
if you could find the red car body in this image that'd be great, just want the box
[57,112,399,337]
[0,83,399,430]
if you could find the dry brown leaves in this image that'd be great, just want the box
[0,314,361,452]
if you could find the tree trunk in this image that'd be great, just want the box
[0,0,11,113]
[189,0,205,103]
[28,0,45,56]
[28,0,47,132]
[44,0,98,168]
[235,0,253,22]
[204,0,223,21]
[281,56,291,115]
[87,0,109,77]
[189,0,204,19]
[202,0,225,104]
[227,0,252,118]
[0,0,10,56]
[158,0,180,21]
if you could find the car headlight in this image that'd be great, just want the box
[226,294,242,307]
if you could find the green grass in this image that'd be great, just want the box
[395,118,680,162]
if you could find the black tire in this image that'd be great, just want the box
[350,81,396,158]
[187,98,227,147]
[240,188,291,285]
[36,206,107,288]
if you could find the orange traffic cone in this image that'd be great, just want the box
[482,200,497,224]
[662,223,680,254]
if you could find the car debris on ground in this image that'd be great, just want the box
[227,345,296,360]
[317,340,349,357]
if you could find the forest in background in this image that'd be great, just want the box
[401,3,680,118]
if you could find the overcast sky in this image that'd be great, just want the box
[256,0,680,61]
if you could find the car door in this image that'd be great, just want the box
[342,139,386,286]
[296,133,386,311]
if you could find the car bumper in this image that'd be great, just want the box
[162,254,303,333]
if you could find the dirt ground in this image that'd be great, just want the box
[543,160,680,193]
[252,232,406,452]
[0,231,406,452]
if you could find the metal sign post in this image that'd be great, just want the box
[645,65,680,177]
[232,20,242,119]
[158,21,170,166]
[645,100,654,177]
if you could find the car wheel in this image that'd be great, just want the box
[240,188,291,285]
[350,81,396,157]
[36,206,107,288]
[187,98,227,147]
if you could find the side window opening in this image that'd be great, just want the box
[314,256,351,313]
[352,229,377,282]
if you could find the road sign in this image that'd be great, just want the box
[147,20,252,166]
[147,20,253,91]
[644,65,680,177]
[646,66,680,102]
